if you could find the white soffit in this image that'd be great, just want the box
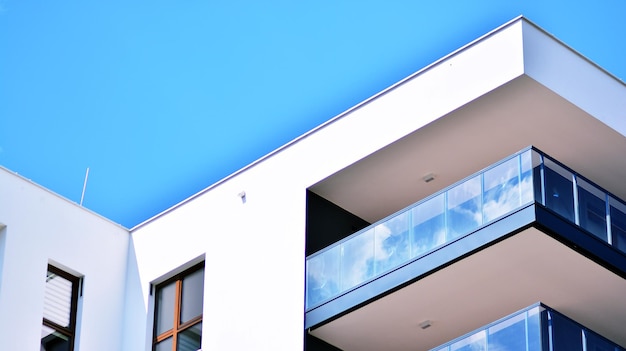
[310,18,626,224]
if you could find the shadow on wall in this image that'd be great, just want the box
[120,239,149,350]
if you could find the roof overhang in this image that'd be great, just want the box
[309,18,626,225]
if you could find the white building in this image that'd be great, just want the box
[1,17,625,351]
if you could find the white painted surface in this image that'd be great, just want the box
[0,168,129,351]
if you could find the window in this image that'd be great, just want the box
[153,263,204,351]
[41,265,80,351]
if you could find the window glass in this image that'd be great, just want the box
[41,325,71,351]
[411,194,446,257]
[543,159,575,222]
[153,263,204,351]
[549,311,583,351]
[340,228,374,290]
[450,330,486,351]
[374,212,409,274]
[178,322,202,351]
[156,282,176,334]
[488,312,526,351]
[447,175,482,239]
[154,337,173,351]
[306,246,340,308]
[610,197,626,253]
[41,266,78,351]
[180,269,204,324]
[577,178,607,241]
[43,271,74,327]
[483,157,521,222]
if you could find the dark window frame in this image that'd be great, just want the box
[42,264,80,351]
[153,262,205,351]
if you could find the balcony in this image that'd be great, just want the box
[306,147,626,341]
[431,303,624,351]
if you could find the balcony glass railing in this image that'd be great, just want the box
[305,147,626,310]
[431,303,624,351]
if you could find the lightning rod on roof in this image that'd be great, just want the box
[80,167,90,206]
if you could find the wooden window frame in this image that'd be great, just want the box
[153,262,204,351]
[42,265,80,351]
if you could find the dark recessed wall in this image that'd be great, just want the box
[305,190,370,256]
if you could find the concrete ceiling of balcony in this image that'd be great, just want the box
[309,227,626,350]
[309,74,626,225]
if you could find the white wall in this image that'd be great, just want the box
[128,19,527,351]
[0,168,130,351]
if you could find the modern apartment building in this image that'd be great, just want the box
[0,17,624,351]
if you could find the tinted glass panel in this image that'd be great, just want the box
[411,194,445,257]
[178,322,202,351]
[526,307,545,351]
[41,325,70,351]
[520,150,536,205]
[577,179,607,241]
[585,330,616,351]
[543,160,574,222]
[181,268,205,324]
[156,281,176,334]
[483,157,521,222]
[610,198,626,253]
[450,330,486,351]
[341,229,374,290]
[488,312,526,351]
[447,176,482,239]
[374,212,409,274]
[550,311,583,351]
[306,245,340,307]
[43,271,73,327]
[155,337,173,351]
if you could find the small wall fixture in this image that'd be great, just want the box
[422,173,436,183]
[419,320,433,330]
[238,191,247,203]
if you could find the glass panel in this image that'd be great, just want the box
[155,337,173,351]
[156,281,176,335]
[584,329,616,351]
[178,322,202,351]
[610,197,626,253]
[450,330,486,351]
[374,212,409,274]
[488,312,526,351]
[543,159,575,222]
[41,325,70,351]
[411,194,446,257]
[549,311,583,351]
[483,157,521,222]
[180,268,205,324]
[341,228,374,290]
[520,150,536,205]
[43,270,74,328]
[526,306,545,351]
[577,178,607,241]
[447,175,482,239]
[306,245,340,307]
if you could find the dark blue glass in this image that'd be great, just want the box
[584,329,617,351]
[578,179,607,242]
[550,311,583,351]
[543,162,574,222]
[610,200,626,254]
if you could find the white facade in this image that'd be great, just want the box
[1,17,625,351]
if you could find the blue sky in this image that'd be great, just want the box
[1,1,624,228]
